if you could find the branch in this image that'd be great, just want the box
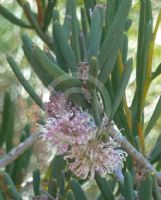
[0,132,41,168]
[0,123,161,186]
[109,125,161,185]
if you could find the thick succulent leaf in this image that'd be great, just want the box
[53,21,77,72]
[87,7,103,59]
[110,58,132,119]
[70,179,87,200]
[0,92,14,149]
[138,172,153,200]
[22,34,53,86]
[7,56,44,110]
[99,0,132,83]
[149,133,161,164]
[42,0,56,31]
[95,173,114,200]
[124,171,134,200]
[33,169,40,196]
[145,95,161,136]
[0,172,22,200]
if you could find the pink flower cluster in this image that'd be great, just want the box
[42,92,127,179]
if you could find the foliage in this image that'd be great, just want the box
[0,0,161,199]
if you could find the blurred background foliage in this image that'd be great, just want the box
[0,0,161,199]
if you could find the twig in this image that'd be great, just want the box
[109,124,161,185]
[0,132,41,168]
[1,123,161,186]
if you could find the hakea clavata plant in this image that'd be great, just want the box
[42,92,127,179]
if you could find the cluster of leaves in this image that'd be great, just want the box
[0,0,161,199]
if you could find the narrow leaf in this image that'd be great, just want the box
[53,21,77,72]
[124,171,134,200]
[145,94,161,136]
[95,173,114,200]
[7,56,44,110]
[138,172,153,200]
[110,58,132,119]
[99,0,132,83]
[87,7,103,58]
[33,169,40,196]
[70,179,87,200]
[0,5,31,28]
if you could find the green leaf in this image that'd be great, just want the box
[105,0,115,33]
[32,45,81,90]
[110,58,132,119]
[48,178,58,198]
[63,0,72,39]
[152,173,161,200]
[138,172,153,200]
[0,92,14,149]
[70,179,87,200]
[95,173,114,200]
[80,7,89,42]
[66,190,75,200]
[0,172,22,200]
[0,191,4,200]
[124,171,134,200]
[149,133,161,164]
[87,7,103,59]
[53,21,77,72]
[50,155,66,183]
[100,86,112,117]
[7,56,44,110]
[99,0,132,83]
[21,2,52,48]
[22,34,53,86]
[152,63,161,80]
[0,5,31,28]
[83,0,96,22]
[11,124,32,185]
[42,0,56,32]
[70,0,80,63]
[33,169,40,196]
[145,94,161,136]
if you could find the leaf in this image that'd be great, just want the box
[66,190,75,200]
[0,5,31,28]
[80,7,89,42]
[149,133,161,164]
[0,92,14,149]
[99,0,132,83]
[70,0,80,63]
[95,173,114,200]
[124,171,134,200]
[152,173,161,200]
[138,172,153,200]
[33,169,40,196]
[0,172,22,200]
[152,63,161,80]
[53,21,77,72]
[70,179,87,200]
[87,7,103,59]
[42,0,56,32]
[32,45,81,90]
[145,94,161,136]
[22,34,53,86]
[50,155,66,183]
[110,58,132,119]
[7,56,44,110]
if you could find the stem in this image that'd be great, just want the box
[0,132,41,168]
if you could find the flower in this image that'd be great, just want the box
[45,92,68,118]
[65,138,127,179]
[42,92,127,179]
[42,109,97,154]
